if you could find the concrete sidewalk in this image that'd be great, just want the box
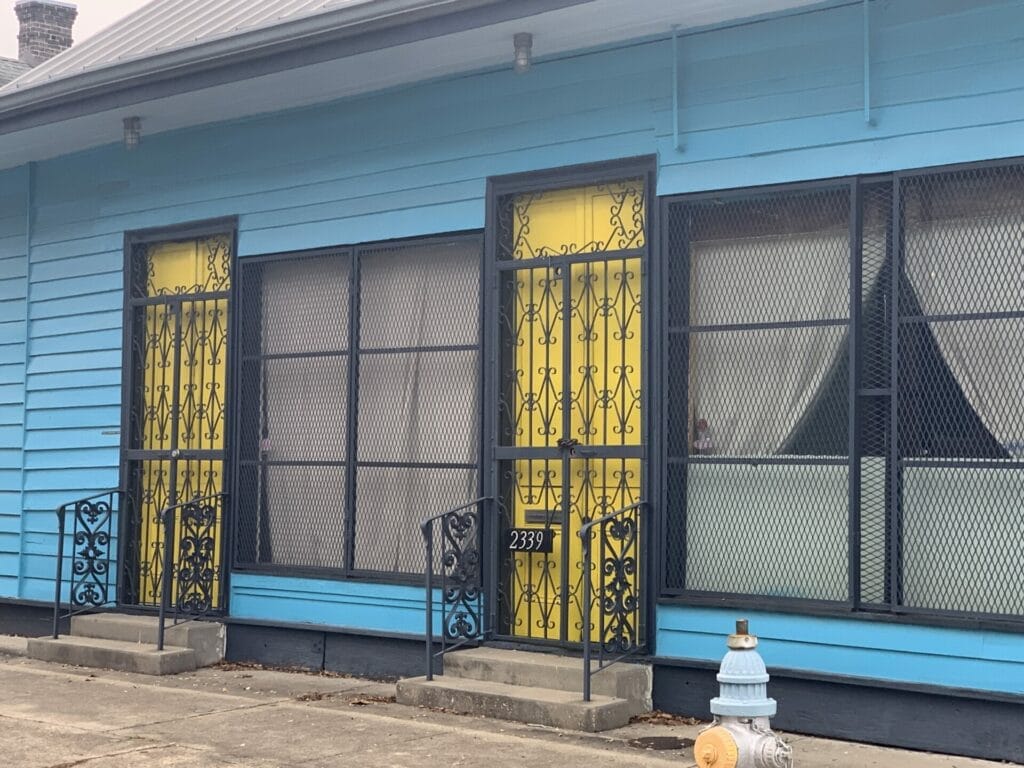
[0,640,1014,768]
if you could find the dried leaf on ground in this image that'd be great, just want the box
[630,711,704,727]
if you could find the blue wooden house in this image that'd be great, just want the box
[0,0,1022,760]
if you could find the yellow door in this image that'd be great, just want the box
[497,179,645,644]
[128,234,231,611]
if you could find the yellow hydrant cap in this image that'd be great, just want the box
[694,726,739,768]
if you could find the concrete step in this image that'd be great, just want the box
[396,675,643,732]
[444,647,651,703]
[26,635,197,676]
[70,613,224,667]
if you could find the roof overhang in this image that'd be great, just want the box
[0,0,827,170]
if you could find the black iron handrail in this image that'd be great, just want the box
[579,500,646,701]
[422,496,492,680]
[52,489,124,639]
[156,492,227,651]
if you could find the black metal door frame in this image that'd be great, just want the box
[482,158,656,648]
[117,217,238,611]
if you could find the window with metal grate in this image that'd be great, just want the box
[233,235,483,579]
[662,161,1024,623]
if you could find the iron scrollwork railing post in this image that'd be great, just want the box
[422,497,492,680]
[579,501,645,702]
[52,490,122,639]
[156,492,226,651]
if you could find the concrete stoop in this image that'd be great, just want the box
[396,647,651,732]
[26,613,224,676]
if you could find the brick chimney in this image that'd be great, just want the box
[16,1,77,67]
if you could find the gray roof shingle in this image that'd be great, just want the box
[0,57,30,86]
[2,0,374,92]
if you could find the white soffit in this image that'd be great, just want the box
[0,0,824,169]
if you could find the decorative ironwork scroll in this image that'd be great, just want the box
[174,495,223,615]
[124,232,230,610]
[439,507,483,640]
[422,497,491,680]
[495,173,647,646]
[579,500,645,701]
[69,494,116,609]
[498,179,646,260]
[597,505,640,655]
[131,235,232,298]
[52,490,123,639]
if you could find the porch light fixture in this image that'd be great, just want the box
[513,32,533,74]
[123,116,142,151]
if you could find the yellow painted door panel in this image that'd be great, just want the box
[134,236,230,609]
[502,179,644,643]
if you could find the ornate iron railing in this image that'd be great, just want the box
[52,490,124,639]
[579,500,646,701]
[422,497,492,680]
[156,492,227,650]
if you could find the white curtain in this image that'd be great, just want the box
[252,243,481,573]
[688,230,851,455]
[904,218,1024,454]
[353,241,481,574]
[901,209,1024,614]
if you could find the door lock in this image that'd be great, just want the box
[556,437,580,453]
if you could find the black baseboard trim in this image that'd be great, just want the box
[0,598,66,637]
[225,622,439,681]
[652,662,1024,763]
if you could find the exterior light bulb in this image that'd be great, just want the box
[123,116,142,151]
[513,32,533,74]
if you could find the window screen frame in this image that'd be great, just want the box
[230,231,485,584]
[659,157,1024,632]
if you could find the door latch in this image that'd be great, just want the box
[556,437,580,453]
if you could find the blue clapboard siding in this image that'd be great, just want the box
[657,605,1024,695]
[0,0,1020,688]
[0,165,26,598]
[230,572,444,636]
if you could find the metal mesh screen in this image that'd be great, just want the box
[664,162,1024,622]
[896,164,1024,617]
[234,236,483,578]
[664,186,852,600]
[235,253,351,569]
[858,182,893,606]
[353,239,482,575]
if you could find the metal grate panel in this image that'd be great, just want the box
[664,185,852,599]
[663,161,1024,623]
[236,463,346,570]
[358,240,480,348]
[353,466,478,574]
[895,163,1024,618]
[356,350,478,465]
[681,462,849,601]
[234,237,482,578]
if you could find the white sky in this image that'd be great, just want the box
[0,0,152,60]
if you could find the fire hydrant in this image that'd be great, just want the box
[693,619,792,768]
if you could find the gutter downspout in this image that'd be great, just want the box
[672,26,683,152]
[17,161,33,599]
[863,0,873,126]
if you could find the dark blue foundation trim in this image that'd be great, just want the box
[224,620,440,680]
[0,598,68,637]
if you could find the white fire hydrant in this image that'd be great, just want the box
[693,619,792,768]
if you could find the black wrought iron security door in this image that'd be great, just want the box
[492,176,647,645]
[121,233,231,612]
